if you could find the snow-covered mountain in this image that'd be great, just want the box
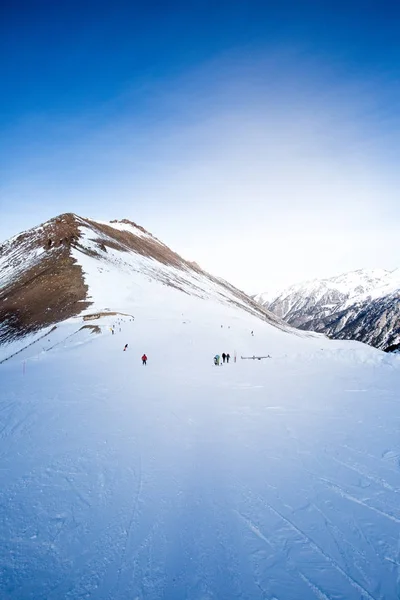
[0,212,287,346]
[255,269,400,350]
[2,215,400,599]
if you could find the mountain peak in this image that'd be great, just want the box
[0,214,285,344]
[109,218,151,236]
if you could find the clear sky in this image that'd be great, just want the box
[1,0,400,292]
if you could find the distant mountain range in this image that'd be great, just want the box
[254,269,400,351]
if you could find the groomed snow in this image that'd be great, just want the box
[72,226,290,326]
[1,275,400,599]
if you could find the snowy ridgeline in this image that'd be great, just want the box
[1,272,400,599]
[255,268,400,308]
[254,268,400,351]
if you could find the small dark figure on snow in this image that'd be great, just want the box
[222,352,226,363]
[142,354,147,365]
[123,344,128,351]
[226,353,230,363]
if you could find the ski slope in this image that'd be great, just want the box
[1,291,400,599]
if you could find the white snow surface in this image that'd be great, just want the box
[2,252,400,599]
[0,237,45,289]
[253,287,282,306]
[72,225,287,325]
[95,219,154,240]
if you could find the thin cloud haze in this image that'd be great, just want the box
[1,6,400,291]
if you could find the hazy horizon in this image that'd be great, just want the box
[2,1,399,293]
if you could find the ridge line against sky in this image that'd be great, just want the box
[1,0,400,292]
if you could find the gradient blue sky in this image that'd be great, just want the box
[1,0,400,291]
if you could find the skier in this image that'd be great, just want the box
[222,352,226,363]
[251,330,254,336]
[123,344,128,351]
[226,353,230,363]
[142,353,147,365]
[214,355,220,366]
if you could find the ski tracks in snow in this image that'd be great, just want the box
[298,572,331,600]
[322,478,400,525]
[233,505,337,600]
[264,502,379,600]
[1,321,400,599]
[234,510,274,549]
[115,453,143,595]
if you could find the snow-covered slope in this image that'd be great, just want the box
[256,269,400,350]
[1,286,400,599]
[0,213,286,345]
[3,217,400,599]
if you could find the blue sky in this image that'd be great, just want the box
[1,1,400,291]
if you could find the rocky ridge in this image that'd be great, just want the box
[0,213,287,343]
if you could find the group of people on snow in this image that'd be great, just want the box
[214,352,231,366]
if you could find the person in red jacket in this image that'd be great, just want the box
[142,354,147,365]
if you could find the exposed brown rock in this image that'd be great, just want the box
[83,311,133,321]
[0,251,90,343]
[0,214,90,343]
[0,212,286,344]
[79,324,101,334]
